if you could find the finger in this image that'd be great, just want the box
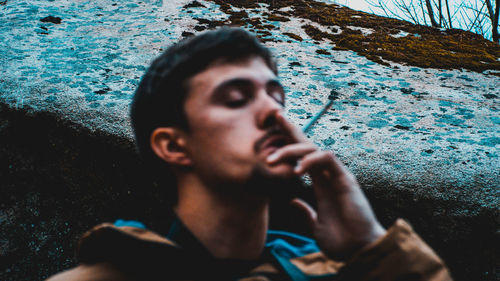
[275,111,309,143]
[294,150,335,175]
[266,143,317,164]
[297,151,359,194]
[296,150,349,178]
[290,198,317,231]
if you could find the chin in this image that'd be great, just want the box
[245,163,305,201]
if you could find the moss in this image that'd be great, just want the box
[332,46,349,51]
[316,49,331,55]
[261,24,276,29]
[264,12,290,22]
[283,32,303,41]
[302,24,327,41]
[183,1,206,9]
[257,30,272,37]
[181,31,194,37]
[228,10,250,26]
[204,0,500,73]
[194,18,226,29]
[194,25,206,31]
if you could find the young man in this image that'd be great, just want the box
[47,27,452,281]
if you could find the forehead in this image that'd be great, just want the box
[186,56,277,98]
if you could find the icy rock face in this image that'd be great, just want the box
[1,0,499,280]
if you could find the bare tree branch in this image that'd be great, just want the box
[438,0,443,26]
[394,0,420,23]
[459,8,473,30]
[420,0,428,25]
[485,0,500,42]
[445,0,452,28]
[485,0,495,20]
[464,1,488,33]
[363,0,498,42]
[425,0,439,26]
[410,0,423,24]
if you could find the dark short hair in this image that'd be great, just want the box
[130,27,277,167]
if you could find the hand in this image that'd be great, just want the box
[267,112,386,260]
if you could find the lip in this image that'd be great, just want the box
[259,134,288,155]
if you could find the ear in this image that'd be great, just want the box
[150,127,192,166]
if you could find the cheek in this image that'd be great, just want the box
[194,111,254,140]
[187,114,259,183]
[189,112,256,157]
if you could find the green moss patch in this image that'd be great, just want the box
[283,32,303,41]
[316,49,331,55]
[188,0,500,73]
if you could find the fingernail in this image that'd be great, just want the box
[294,164,301,173]
[267,153,278,162]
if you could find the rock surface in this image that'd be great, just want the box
[1,0,499,280]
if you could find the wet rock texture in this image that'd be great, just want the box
[1,0,499,280]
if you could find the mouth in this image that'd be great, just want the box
[259,134,289,155]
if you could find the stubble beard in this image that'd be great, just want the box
[204,157,309,205]
[241,163,309,203]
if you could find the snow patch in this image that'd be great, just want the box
[391,30,409,38]
[347,26,374,36]
[278,6,293,12]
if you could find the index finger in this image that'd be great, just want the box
[275,111,309,143]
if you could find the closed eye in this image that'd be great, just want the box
[211,78,253,108]
[224,87,251,107]
[226,97,247,107]
[211,78,285,107]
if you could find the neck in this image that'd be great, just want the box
[175,174,269,260]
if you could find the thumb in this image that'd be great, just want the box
[290,198,318,231]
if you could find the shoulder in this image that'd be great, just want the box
[46,220,180,281]
[45,263,135,281]
[76,220,178,263]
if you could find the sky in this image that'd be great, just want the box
[327,0,494,40]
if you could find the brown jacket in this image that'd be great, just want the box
[47,219,452,281]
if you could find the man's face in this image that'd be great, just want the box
[182,56,297,191]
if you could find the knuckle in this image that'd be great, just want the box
[318,150,332,160]
[324,150,335,158]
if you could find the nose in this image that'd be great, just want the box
[256,91,283,130]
